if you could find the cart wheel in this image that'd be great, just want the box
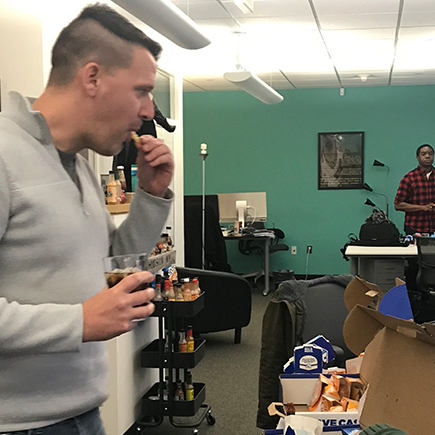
[206,411,216,426]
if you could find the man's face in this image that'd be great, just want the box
[88,47,157,156]
[417,146,434,169]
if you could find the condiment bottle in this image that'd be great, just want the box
[182,279,192,302]
[131,164,138,192]
[185,371,194,401]
[191,278,200,299]
[113,170,122,203]
[286,402,295,415]
[178,330,187,353]
[174,380,184,401]
[106,171,118,205]
[165,226,173,249]
[164,329,169,353]
[154,276,163,302]
[186,325,195,352]
[174,282,184,301]
[162,375,169,401]
[167,281,175,301]
[117,165,127,192]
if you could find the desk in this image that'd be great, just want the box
[224,233,274,296]
[345,244,417,291]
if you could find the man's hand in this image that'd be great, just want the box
[395,201,435,212]
[134,134,174,197]
[82,272,155,342]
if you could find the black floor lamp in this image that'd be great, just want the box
[200,143,208,269]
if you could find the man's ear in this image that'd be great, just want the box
[80,62,102,97]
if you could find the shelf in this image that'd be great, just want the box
[152,292,205,317]
[141,339,206,368]
[142,382,206,417]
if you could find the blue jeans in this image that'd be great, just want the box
[2,408,106,435]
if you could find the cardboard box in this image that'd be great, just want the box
[343,276,435,435]
[279,373,359,434]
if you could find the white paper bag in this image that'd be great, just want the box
[277,415,322,435]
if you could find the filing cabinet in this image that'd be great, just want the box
[358,257,405,291]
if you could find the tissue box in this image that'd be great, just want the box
[284,335,335,374]
[294,343,324,373]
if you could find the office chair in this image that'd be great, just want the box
[303,275,356,365]
[415,236,435,323]
[238,222,289,287]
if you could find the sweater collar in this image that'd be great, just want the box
[4,91,52,145]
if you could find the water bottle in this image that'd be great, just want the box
[131,164,138,191]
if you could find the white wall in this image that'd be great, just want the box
[0,1,44,107]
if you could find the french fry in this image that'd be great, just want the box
[131,132,140,143]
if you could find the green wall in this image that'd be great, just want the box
[183,85,435,275]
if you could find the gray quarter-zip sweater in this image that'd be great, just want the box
[0,91,172,431]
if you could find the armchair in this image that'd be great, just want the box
[176,267,252,344]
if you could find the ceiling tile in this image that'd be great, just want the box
[157,0,435,90]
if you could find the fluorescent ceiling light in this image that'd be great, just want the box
[234,0,254,14]
[223,71,283,104]
[112,0,211,50]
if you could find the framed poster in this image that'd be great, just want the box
[318,131,364,190]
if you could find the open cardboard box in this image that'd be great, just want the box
[343,276,435,435]
[279,373,360,434]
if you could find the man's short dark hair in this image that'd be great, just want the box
[48,3,162,86]
[416,144,434,156]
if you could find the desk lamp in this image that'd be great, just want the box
[365,198,377,208]
[363,182,389,217]
[373,159,390,211]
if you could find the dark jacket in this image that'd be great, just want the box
[256,280,307,429]
[256,274,354,429]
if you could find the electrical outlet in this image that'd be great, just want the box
[307,245,312,254]
[291,246,297,255]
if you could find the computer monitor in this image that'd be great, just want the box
[217,192,267,225]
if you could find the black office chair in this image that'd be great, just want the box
[415,236,435,323]
[302,275,356,366]
[238,222,289,287]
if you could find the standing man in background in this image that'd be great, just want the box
[394,144,435,235]
[394,144,435,309]
[0,4,173,434]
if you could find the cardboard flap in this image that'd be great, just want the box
[359,327,435,434]
[344,276,382,312]
[344,305,435,356]
[343,305,386,355]
[424,322,435,336]
[395,277,405,286]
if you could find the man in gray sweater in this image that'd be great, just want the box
[0,4,174,434]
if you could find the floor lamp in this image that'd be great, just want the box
[200,143,208,269]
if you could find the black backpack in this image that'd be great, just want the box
[358,209,403,246]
